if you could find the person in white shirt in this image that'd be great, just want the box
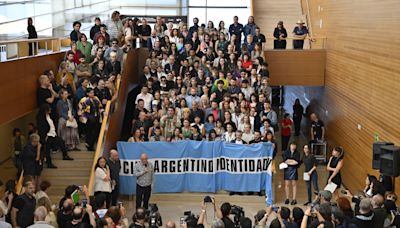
[27,206,53,228]
[222,124,236,143]
[94,157,112,207]
[242,124,254,144]
[135,86,154,111]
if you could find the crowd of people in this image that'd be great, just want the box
[5,11,397,228]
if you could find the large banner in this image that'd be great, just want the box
[117,141,274,205]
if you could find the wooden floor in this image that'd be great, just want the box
[0,131,331,225]
[118,133,331,224]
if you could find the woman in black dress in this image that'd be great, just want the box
[273,21,287,49]
[27,17,38,55]
[327,146,344,199]
[293,99,304,136]
[282,142,300,205]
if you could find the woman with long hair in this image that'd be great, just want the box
[94,156,112,207]
[218,21,229,40]
[57,89,80,150]
[292,99,304,136]
[27,17,38,55]
[128,128,144,142]
[273,21,287,49]
[327,146,344,199]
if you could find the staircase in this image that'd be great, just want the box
[253,0,309,49]
[40,150,93,202]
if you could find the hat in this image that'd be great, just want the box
[319,190,332,201]
[296,20,305,24]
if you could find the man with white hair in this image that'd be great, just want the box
[106,51,121,75]
[27,206,53,228]
[134,153,154,209]
[351,198,376,228]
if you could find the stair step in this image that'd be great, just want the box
[41,169,91,177]
[40,176,88,186]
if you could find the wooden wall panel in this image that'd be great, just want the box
[0,53,65,126]
[104,48,148,153]
[275,0,400,194]
[266,50,326,86]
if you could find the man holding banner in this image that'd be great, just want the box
[134,153,154,209]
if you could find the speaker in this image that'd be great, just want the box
[379,145,400,177]
[372,142,394,169]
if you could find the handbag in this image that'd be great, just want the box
[66,118,78,128]
[66,102,78,128]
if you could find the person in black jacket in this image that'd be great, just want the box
[351,198,376,228]
[273,21,287,49]
[90,17,101,41]
[37,104,73,169]
[21,133,41,179]
[27,17,37,56]
[70,21,82,42]
[293,99,304,136]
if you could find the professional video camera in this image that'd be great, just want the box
[147,203,163,228]
[230,205,245,228]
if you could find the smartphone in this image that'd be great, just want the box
[180,217,185,225]
[151,217,156,224]
[82,199,87,208]
[340,190,347,194]
[272,206,279,213]
[78,186,83,191]
[118,201,123,208]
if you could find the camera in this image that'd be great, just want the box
[147,203,162,228]
[230,205,245,228]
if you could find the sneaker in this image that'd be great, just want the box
[63,156,74,160]
[291,199,297,205]
[303,201,311,206]
[284,199,290,204]
[47,164,58,169]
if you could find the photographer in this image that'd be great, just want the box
[214,201,234,228]
[130,207,146,228]
[105,206,129,228]
[66,205,96,228]
[301,203,333,228]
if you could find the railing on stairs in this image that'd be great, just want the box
[87,77,122,195]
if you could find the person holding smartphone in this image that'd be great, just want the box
[302,145,319,206]
[134,153,154,209]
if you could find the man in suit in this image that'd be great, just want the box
[147,30,159,50]
[231,130,247,144]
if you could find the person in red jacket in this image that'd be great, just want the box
[281,113,293,151]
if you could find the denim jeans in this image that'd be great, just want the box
[306,171,319,202]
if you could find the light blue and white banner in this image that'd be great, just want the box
[117,141,274,205]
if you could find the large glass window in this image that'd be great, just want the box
[188,0,251,26]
